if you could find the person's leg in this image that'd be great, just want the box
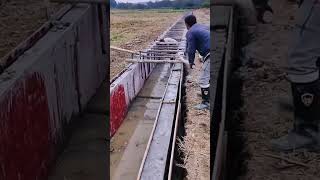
[272,80,320,151]
[195,56,210,110]
[271,0,320,151]
[286,0,320,83]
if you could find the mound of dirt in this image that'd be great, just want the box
[0,0,61,59]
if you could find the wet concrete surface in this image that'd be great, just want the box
[110,63,172,180]
[48,80,108,180]
[86,80,108,114]
[138,63,171,98]
[140,63,182,180]
[48,114,107,180]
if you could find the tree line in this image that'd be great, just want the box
[110,0,210,9]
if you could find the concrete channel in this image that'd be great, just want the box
[211,4,241,180]
[110,13,189,180]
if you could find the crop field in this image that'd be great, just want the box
[110,9,185,78]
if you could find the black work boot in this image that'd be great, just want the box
[278,96,294,112]
[195,87,210,110]
[271,80,320,152]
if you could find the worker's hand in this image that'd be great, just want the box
[177,54,189,65]
[190,63,195,69]
[198,55,203,63]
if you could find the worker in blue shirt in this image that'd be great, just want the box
[184,14,210,110]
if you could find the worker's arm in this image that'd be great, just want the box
[186,31,196,68]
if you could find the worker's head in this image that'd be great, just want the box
[184,14,197,30]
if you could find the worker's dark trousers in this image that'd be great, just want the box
[287,0,320,83]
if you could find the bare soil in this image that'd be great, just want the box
[236,0,320,179]
[0,0,60,59]
[178,8,210,180]
[110,9,185,79]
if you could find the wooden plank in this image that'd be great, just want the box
[155,42,179,45]
[151,48,182,50]
[130,55,179,59]
[145,50,181,53]
[110,46,138,54]
[126,59,182,63]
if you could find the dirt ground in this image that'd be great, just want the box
[236,0,320,179]
[178,8,210,180]
[0,0,61,60]
[110,9,185,79]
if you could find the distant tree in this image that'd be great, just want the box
[147,1,155,8]
[115,0,206,9]
[202,0,210,7]
[174,0,185,8]
[110,0,117,8]
[136,3,147,9]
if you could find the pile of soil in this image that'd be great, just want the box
[234,0,320,179]
[0,0,61,60]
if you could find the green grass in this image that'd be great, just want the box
[110,34,125,44]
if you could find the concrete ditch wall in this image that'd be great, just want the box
[0,4,107,180]
[110,62,156,137]
[211,4,238,180]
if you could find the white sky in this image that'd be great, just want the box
[116,0,157,3]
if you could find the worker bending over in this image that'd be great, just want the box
[184,14,210,110]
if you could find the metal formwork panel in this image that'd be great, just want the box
[139,63,182,180]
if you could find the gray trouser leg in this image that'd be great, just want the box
[287,0,320,83]
[199,58,210,88]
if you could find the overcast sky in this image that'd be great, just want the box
[116,0,157,3]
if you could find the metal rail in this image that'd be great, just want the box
[138,63,183,180]
[110,12,190,180]
[168,55,184,180]
[136,14,187,180]
[125,59,182,63]
[136,66,174,180]
[212,4,236,180]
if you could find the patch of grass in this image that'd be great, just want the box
[110,33,125,44]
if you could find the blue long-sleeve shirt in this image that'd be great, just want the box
[186,23,210,65]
